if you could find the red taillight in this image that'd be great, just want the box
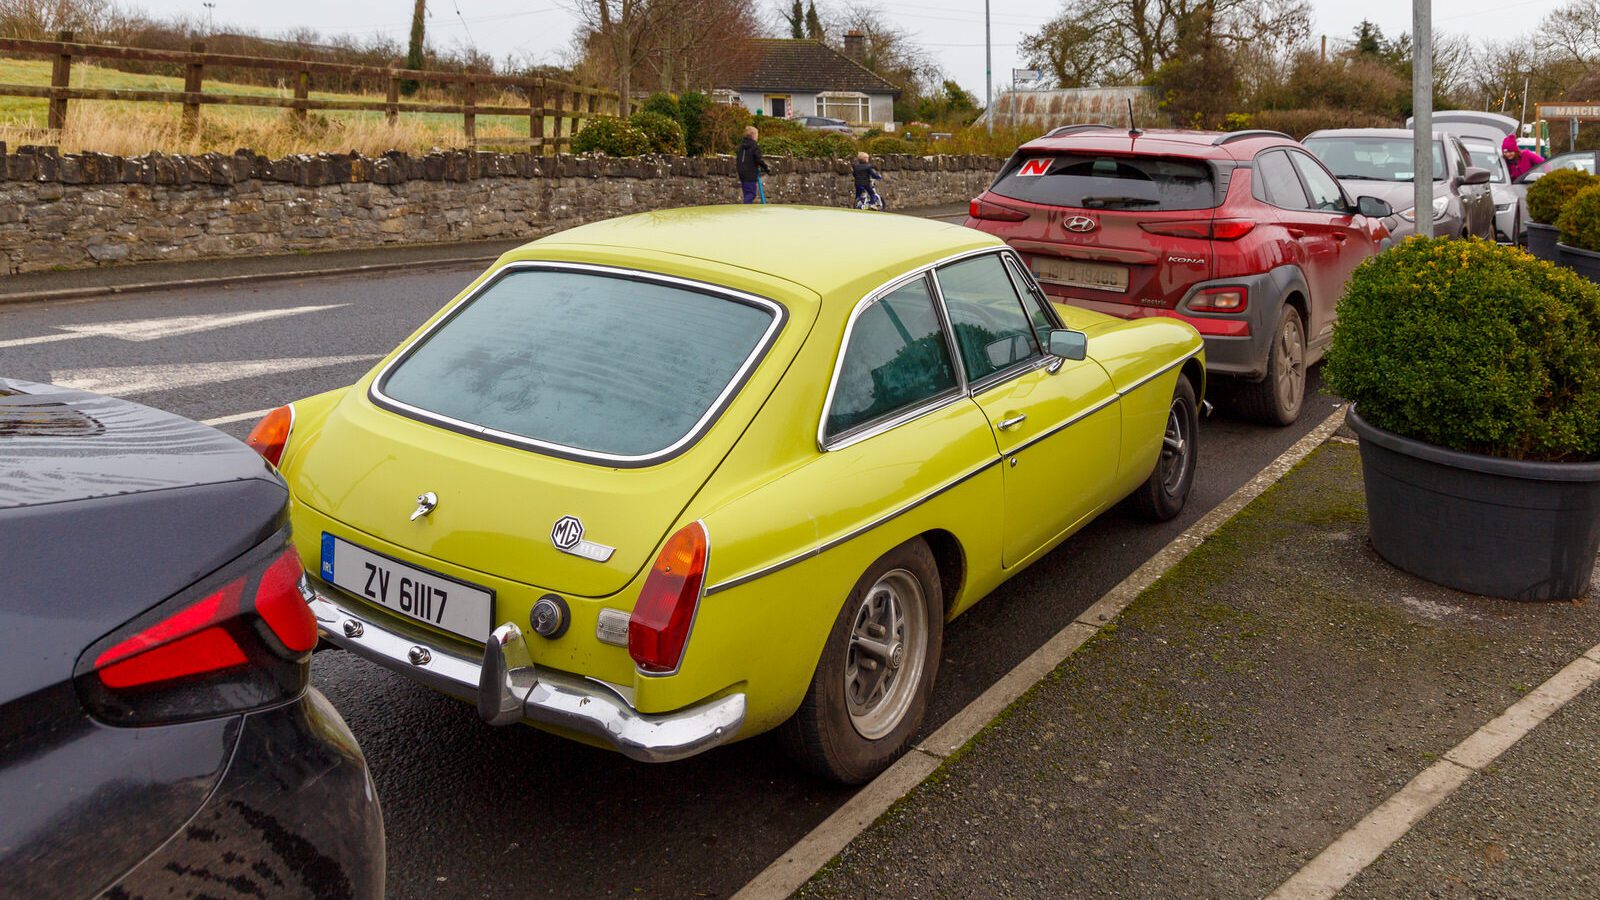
[246,404,294,468]
[969,196,1029,222]
[96,581,248,689]
[629,521,708,674]
[78,538,313,725]
[1139,218,1256,240]
[255,548,319,653]
[1189,286,1249,313]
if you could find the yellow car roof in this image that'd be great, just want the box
[518,205,1003,299]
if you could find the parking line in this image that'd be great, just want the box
[202,407,274,426]
[1267,645,1600,900]
[733,406,1352,900]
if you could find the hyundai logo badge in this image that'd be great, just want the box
[1064,215,1098,233]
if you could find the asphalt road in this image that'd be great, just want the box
[0,265,1337,898]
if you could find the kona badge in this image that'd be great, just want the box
[551,515,616,563]
[1167,256,1206,265]
[1064,216,1098,233]
[410,491,438,521]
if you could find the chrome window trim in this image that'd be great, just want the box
[369,261,788,469]
[713,344,1203,595]
[816,247,1003,452]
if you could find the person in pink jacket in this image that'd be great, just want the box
[1502,134,1545,180]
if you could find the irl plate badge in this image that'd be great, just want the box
[551,515,616,563]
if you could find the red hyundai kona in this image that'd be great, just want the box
[966,126,1393,424]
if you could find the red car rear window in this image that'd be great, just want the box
[990,152,1217,211]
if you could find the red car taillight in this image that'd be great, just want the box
[628,521,708,674]
[246,404,295,468]
[77,534,316,725]
[1189,286,1248,313]
[969,196,1029,222]
[1140,218,1256,240]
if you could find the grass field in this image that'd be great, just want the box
[0,56,574,156]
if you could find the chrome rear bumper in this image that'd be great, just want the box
[303,580,746,763]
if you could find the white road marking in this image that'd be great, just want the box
[0,304,343,349]
[1268,647,1600,900]
[734,408,1353,900]
[52,355,379,397]
[202,407,275,426]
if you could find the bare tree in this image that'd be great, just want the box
[569,0,675,114]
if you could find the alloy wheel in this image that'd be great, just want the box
[844,568,928,740]
[1158,395,1192,494]
[1274,313,1305,417]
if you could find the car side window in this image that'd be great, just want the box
[1002,255,1060,348]
[825,275,961,441]
[935,253,1043,383]
[1452,140,1470,176]
[1288,151,1346,213]
[1256,150,1310,210]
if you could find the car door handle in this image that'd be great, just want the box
[1333,232,1348,242]
[1286,228,1305,239]
[997,414,1027,430]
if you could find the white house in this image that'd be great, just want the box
[720,33,901,130]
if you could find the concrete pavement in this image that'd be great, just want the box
[797,434,1600,898]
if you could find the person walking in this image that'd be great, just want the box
[737,126,771,204]
[851,152,885,209]
[1502,134,1545,181]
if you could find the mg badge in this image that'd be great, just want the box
[1064,215,1098,233]
[551,515,616,563]
[551,515,584,550]
[410,491,439,522]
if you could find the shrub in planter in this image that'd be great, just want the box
[1526,168,1593,260]
[572,117,651,156]
[627,111,686,155]
[1324,237,1600,599]
[1555,183,1600,280]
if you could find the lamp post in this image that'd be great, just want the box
[1413,0,1433,238]
[985,0,993,134]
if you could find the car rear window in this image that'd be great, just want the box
[376,267,780,462]
[989,152,1217,211]
[1302,137,1446,182]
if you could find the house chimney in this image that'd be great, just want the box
[844,30,864,61]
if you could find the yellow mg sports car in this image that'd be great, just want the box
[252,206,1204,783]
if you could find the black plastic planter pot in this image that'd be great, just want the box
[1349,409,1600,601]
[1558,242,1600,282]
[1526,221,1559,261]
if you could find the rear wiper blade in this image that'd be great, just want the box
[1080,195,1160,208]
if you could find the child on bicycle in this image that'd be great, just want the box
[852,152,885,209]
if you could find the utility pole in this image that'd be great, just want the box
[202,1,215,35]
[985,0,993,135]
[1412,0,1433,238]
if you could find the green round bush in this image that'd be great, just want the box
[572,117,651,156]
[1557,183,1600,251]
[1323,237,1600,461]
[758,135,804,157]
[679,91,712,156]
[801,132,857,158]
[627,111,686,155]
[865,136,914,155]
[1526,168,1594,225]
[640,92,680,123]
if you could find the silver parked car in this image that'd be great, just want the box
[1303,128,1496,243]
[1410,111,1526,244]
[795,115,854,134]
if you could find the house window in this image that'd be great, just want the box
[817,92,871,124]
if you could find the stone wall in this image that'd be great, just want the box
[0,145,1004,274]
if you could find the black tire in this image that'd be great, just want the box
[780,539,943,784]
[1132,374,1199,521]
[1234,305,1306,426]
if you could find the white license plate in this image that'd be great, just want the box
[1032,257,1130,293]
[320,533,493,642]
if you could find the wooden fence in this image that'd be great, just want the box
[0,32,620,152]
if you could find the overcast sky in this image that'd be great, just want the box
[133,0,1566,99]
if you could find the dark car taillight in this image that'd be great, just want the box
[969,196,1029,222]
[76,529,316,725]
[629,521,708,674]
[1140,218,1256,240]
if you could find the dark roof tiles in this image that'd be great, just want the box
[727,39,900,96]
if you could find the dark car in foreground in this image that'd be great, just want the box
[965,125,1390,425]
[0,379,383,898]
[1303,128,1496,242]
